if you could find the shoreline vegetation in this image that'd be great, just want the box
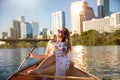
[0,29,120,48]
[0,41,48,48]
[72,29,120,46]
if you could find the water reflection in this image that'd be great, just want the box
[71,46,87,70]
[0,46,120,80]
[0,48,22,80]
[0,48,46,80]
[72,46,120,80]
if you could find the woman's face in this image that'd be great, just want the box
[57,28,65,39]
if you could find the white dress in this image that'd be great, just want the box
[49,40,70,80]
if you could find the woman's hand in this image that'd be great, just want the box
[28,52,34,58]
[28,51,47,59]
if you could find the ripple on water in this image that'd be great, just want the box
[0,47,120,80]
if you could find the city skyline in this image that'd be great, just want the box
[71,1,95,35]
[0,0,120,32]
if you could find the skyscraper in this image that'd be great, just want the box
[83,12,120,33]
[97,0,110,18]
[2,32,8,39]
[111,12,120,26]
[51,11,65,34]
[71,1,95,35]
[8,27,14,38]
[30,21,39,39]
[11,20,20,39]
[20,22,32,38]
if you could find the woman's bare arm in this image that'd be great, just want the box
[29,41,50,59]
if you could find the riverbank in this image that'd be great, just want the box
[0,41,48,48]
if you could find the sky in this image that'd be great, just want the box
[0,0,120,32]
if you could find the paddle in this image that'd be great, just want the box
[18,45,36,70]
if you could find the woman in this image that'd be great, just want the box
[27,27,71,80]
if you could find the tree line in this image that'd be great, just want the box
[0,41,48,48]
[71,29,120,46]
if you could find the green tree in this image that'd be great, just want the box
[16,41,32,48]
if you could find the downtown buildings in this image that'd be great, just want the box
[71,0,120,35]
[82,0,120,33]
[1,10,66,39]
[0,0,119,38]
[83,12,120,33]
[8,16,39,39]
[71,1,95,35]
[38,11,66,39]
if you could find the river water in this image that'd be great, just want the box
[0,46,120,80]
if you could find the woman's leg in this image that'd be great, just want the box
[27,54,56,74]
[36,54,56,69]
[41,63,55,75]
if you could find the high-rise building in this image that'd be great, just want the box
[51,11,65,34]
[8,27,14,38]
[42,28,48,39]
[83,12,120,33]
[83,17,112,33]
[47,30,53,39]
[2,32,8,39]
[71,1,95,35]
[111,12,120,26]
[30,21,39,39]
[97,0,110,18]
[20,22,32,38]
[11,20,20,39]
[18,16,25,22]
